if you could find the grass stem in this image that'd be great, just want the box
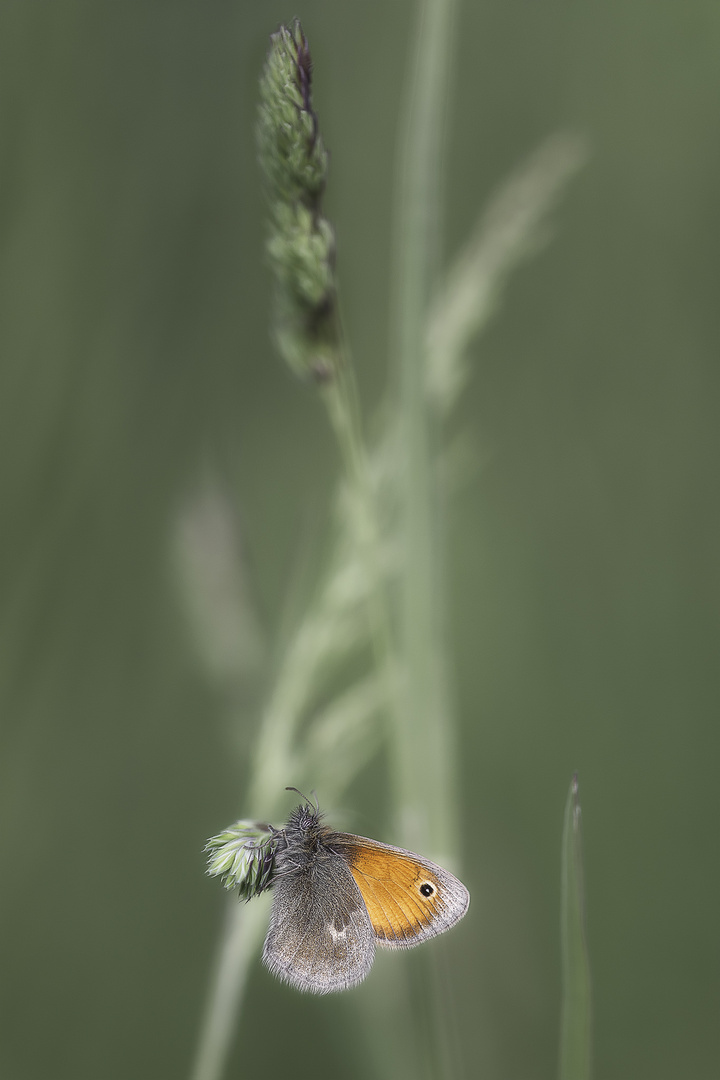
[391,0,459,862]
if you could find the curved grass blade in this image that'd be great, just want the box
[559,773,592,1080]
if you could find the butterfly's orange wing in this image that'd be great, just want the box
[332,834,470,948]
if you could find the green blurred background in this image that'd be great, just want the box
[1,2,719,1078]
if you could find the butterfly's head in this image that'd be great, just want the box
[285,799,323,835]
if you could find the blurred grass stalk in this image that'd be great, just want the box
[559,774,592,1080]
[389,0,458,872]
[181,7,588,1080]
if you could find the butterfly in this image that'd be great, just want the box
[262,797,470,993]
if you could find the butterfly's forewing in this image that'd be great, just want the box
[333,834,470,948]
[262,850,375,993]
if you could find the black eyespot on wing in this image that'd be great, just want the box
[419,882,434,897]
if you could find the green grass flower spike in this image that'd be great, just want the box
[257,19,339,382]
[205,820,278,900]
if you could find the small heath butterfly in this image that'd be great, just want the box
[261,795,470,993]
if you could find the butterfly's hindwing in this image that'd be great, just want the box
[262,850,375,993]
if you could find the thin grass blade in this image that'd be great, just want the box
[559,773,592,1080]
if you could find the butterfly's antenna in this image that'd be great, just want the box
[285,785,316,808]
